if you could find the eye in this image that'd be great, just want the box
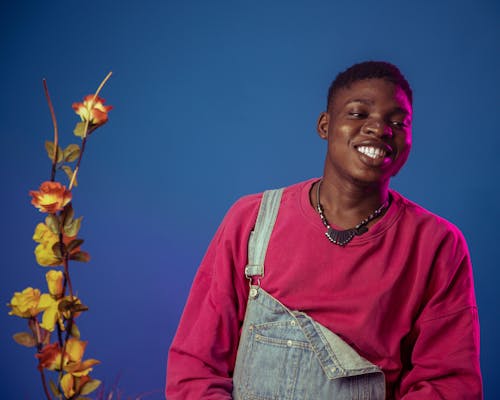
[348,112,367,119]
[390,120,406,128]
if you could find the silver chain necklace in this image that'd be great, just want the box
[315,179,389,246]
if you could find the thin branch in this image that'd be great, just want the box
[40,368,53,400]
[93,71,113,101]
[43,79,59,182]
[33,317,53,400]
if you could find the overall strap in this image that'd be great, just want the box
[245,188,283,285]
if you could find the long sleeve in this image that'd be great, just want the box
[166,196,260,399]
[396,230,482,399]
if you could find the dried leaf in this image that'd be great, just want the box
[62,165,78,187]
[59,299,88,314]
[73,121,87,138]
[70,251,90,263]
[72,303,89,313]
[13,332,36,347]
[67,238,84,252]
[58,299,71,312]
[61,203,75,227]
[70,322,80,339]
[45,214,60,234]
[63,144,80,162]
[80,379,102,396]
[52,241,65,258]
[64,216,82,237]
[45,140,63,163]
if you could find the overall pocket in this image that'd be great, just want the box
[236,320,314,400]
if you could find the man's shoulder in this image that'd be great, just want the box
[391,190,468,245]
[224,178,314,222]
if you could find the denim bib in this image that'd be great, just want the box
[232,189,386,400]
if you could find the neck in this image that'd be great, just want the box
[310,176,389,229]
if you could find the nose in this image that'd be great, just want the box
[362,118,392,138]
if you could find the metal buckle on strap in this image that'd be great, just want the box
[245,265,263,289]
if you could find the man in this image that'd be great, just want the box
[166,61,482,399]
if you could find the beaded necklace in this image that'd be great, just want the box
[315,179,389,246]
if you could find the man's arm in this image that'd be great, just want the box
[397,233,482,399]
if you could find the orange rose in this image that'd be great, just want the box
[72,95,112,126]
[35,342,65,371]
[30,181,72,213]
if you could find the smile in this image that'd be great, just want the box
[356,146,387,159]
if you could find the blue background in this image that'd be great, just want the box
[1,0,499,398]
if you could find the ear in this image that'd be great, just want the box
[316,112,329,140]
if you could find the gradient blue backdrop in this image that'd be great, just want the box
[1,1,499,398]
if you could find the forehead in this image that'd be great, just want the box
[332,78,412,113]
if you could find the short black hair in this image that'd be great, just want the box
[327,61,413,110]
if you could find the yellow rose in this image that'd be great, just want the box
[60,373,77,398]
[8,287,52,318]
[40,299,61,332]
[33,222,58,243]
[64,338,100,377]
[46,270,64,297]
[33,222,81,267]
[35,242,62,267]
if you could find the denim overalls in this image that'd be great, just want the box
[232,189,386,400]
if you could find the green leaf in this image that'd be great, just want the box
[61,165,78,187]
[80,379,102,396]
[67,238,84,252]
[49,379,61,397]
[73,121,87,138]
[45,214,60,234]
[64,216,82,237]
[69,251,90,263]
[63,144,80,162]
[13,332,36,347]
[70,322,80,339]
[45,140,63,163]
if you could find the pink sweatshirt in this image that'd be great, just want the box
[166,178,482,399]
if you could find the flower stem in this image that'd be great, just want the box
[34,318,43,352]
[32,318,52,400]
[43,79,59,182]
[68,135,86,191]
[63,255,74,300]
[40,368,53,400]
[93,71,113,101]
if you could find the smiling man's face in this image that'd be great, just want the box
[317,78,412,188]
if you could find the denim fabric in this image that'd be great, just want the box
[232,287,386,400]
[232,189,385,400]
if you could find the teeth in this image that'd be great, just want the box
[357,146,387,159]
